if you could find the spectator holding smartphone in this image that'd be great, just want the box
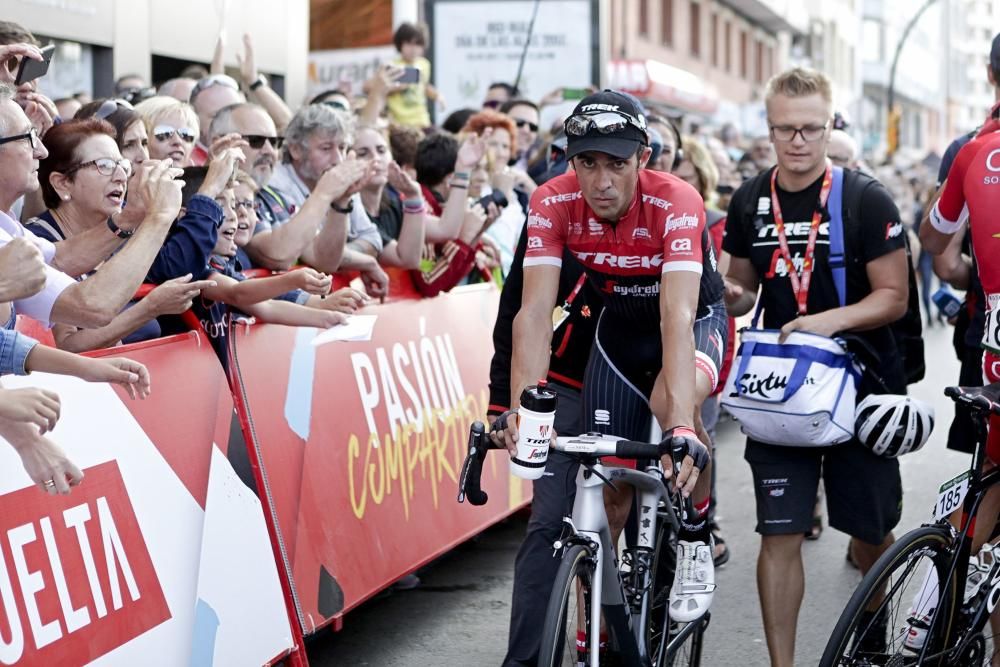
[385,22,443,129]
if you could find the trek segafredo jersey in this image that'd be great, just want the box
[523,170,723,324]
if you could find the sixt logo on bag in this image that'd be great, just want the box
[735,371,815,399]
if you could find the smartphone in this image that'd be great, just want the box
[562,87,588,101]
[398,66,421,85]
[14,44,55,86]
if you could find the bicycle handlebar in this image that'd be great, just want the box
[945,385,1000,416]
[457,425,673,506]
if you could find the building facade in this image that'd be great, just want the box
[6,0,310,106]
[945,0,1000,139]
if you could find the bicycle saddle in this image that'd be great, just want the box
[945,383,1000,415]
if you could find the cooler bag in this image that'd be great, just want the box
[720,329,859,446]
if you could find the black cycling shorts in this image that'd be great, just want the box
[744,438,902,545]
[581,300,728,442]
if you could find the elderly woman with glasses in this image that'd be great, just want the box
[22,119,217,351]
[134,96,200,167]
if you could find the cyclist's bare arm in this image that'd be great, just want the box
[723,254,759,317]
[932,229,971,290]
[502,264,560,453]
[658,270,703,494]
[918,180,953,255]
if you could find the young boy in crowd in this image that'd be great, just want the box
[164,167,347,363]
[386,22,443,129]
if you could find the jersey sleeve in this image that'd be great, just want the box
[522,185,567,269]
[660,182,705,275]
[858,182,907,263]
[931,139,976,233]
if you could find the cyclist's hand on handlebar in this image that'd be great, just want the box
[660,427,710,498]
[489,410,520,455]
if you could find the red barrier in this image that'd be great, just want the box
[0,331,297,665]
[228,282,530,634]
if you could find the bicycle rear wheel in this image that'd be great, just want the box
[820,525,959,667]
[539,544,597,667]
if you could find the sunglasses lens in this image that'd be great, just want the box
[178,129,196,143]
[245,136,266,149]
[564,116,590,136]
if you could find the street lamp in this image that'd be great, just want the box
[885,0,939,158]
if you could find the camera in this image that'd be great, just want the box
[477,189,509,212]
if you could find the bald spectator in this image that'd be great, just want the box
[828,129,860,170]
[158,77,198,103]
[188,74,245,166]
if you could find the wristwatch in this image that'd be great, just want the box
[107,216,134,239]
[249,74,268,92]
[330,198,354,214]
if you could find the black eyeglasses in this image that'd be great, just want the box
[0,127,39,149]
[65,157,133,178]
[242,134,284,149]
[94,98,134,120]
[769,124,828,143]
[152,125,197,143]
[514,119,539,133]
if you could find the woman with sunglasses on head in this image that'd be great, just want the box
[75,98,149,167]
[22,119,216,352]
[134,96,199,167]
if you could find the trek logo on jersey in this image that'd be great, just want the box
[540,191,583,206]
[664,212,699,234]
[757,221,830,239]
[575,251,664,269]
[641,194,673,211]
[670,238,692,253]
[528,236,544,249]
[633,228,651,240]
[885,221,903,240]
[527,213,553,229]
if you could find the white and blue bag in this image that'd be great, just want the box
[721,166,861,447]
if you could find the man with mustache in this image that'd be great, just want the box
[208,103,386,295]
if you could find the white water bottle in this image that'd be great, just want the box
[510,381,558,480]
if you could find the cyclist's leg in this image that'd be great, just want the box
[504,382,583,667]
[581,319,656,549]
[745,441,822,667]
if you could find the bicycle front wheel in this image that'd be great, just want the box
[820,525,959,667]
[539,544,597,667]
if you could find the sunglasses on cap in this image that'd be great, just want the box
[242,134,284,149]
[94,98,134,120]
[152,125,197,143]
[514,119,539,133]
[565,111,647,138]
[321,100,349,112]
[482,100,502,110]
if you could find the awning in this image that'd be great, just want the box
[607,59,719,115]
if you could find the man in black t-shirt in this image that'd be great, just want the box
[722,68,909,667]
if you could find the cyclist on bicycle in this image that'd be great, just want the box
[921,101,1000,660]
[492,90,724,627]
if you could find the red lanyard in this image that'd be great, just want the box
[769,164,834,316]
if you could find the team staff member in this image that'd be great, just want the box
[722,68,908,667]
[493,91,723,632]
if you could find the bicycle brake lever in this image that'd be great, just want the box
[458,422,490,505]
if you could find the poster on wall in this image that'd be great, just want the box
[430,0,596,120]
[307,46,397,103]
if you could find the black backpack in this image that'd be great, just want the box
[741,168,925,385]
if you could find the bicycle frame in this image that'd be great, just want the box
[562,458,681,667]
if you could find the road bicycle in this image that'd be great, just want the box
[459,422,710,666]
[821,383,1000,666]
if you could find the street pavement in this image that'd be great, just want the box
[309,322,970,666]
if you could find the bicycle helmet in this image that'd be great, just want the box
[855,394,935,457]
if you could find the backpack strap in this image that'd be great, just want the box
[827,166,847,308]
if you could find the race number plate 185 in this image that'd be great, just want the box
[935,471,971,520]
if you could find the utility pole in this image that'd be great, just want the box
[885,0,939,158]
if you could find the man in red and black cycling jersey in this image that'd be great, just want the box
[923,102,1000,550]
[492,90,726,628]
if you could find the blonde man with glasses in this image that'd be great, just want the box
[721,68,909,666]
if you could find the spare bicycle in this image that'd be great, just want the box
[459,422,710,667]
[821,383,1000,666]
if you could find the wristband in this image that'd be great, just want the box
[330,199,354,214]
[928,200,966,235]
[249,75,268,92]
[107,216,133,239]
[402,198,425,215]
[453,171,471,180]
